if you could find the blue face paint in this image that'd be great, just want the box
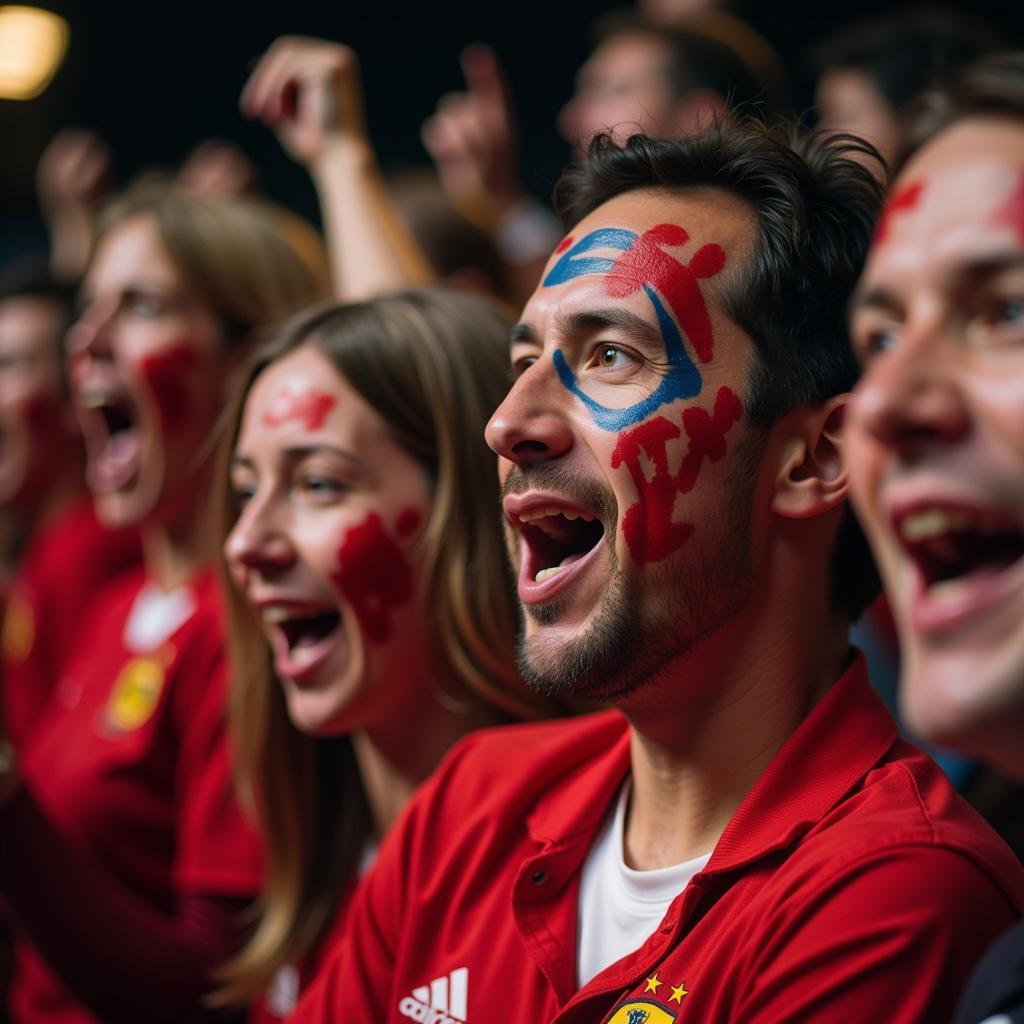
[542,228,704,432]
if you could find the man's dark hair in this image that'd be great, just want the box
[553,118,884,619]
[807,7,1002,117]
[895,51,1024,175]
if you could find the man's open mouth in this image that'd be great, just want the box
[895,503,1024,623]
[505,495,607,603]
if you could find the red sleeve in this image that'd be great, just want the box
[0,786,249,1023]
[733,845,1019,1023]
[171,614,262,894]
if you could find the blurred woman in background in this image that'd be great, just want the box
[0,182,326,1023]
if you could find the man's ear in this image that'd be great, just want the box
[772,395,849,520]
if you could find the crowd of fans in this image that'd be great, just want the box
[1,4,1023,1022]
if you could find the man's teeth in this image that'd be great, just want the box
[518,506,595,525]
[535,566,567,582]
[900,507,1015,542]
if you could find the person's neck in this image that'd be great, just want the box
[619,585,851,871]
[352,684,506,841]
[140,509,213,591]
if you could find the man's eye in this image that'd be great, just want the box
[589,343,637,373]
[966,296,1024,351]
[510,355,538,380]
[853,324,899,364]
[993,297,1024,326]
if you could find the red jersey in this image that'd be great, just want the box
[250,885,357,1023]
[10,568,263,1024]
[295,656,1024,1023]
[2,496,140,748]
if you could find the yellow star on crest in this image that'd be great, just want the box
[669,981,689,1004]
[644,973,664,994]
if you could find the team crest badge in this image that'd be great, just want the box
[2,594,35,662]
[606,1001,677,1024]
[605,974,690,1023]
[103,647,172,732]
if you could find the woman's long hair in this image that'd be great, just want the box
[216,288,557,1002]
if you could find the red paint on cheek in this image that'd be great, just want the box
[874,180,925,245]
[140,344,201,432]
[332,508,420,644]
[262,388,337,431]
[992,168,1024,243]
[395,507,423,538]
[555,235,575,254]
[611,387,743,565]
[605,224,726,364]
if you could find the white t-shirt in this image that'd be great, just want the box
[577,780,711,988]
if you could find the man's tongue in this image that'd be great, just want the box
[535,551,588,583]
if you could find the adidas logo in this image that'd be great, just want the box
[398,967,469,1023]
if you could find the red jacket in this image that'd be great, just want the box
[295,657,1024,1023]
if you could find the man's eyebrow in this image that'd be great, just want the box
[851,250,1024,317]
[509,323,538,348]
[849,285,898,318]
[556,308,665,349]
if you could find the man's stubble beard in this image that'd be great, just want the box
[514,429,763,703]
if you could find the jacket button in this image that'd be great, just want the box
[531,870,547,885]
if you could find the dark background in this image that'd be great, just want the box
[2,0,1022,265]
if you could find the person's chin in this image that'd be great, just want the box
[900,641,1024,757]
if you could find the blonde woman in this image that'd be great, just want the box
[0,183,326,1023]
[218,290,559,1018]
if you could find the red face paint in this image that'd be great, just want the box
[332,508,422,644]
[611,386,743,565]
[604,224,726,364]
[992,167,1024,244]
[554,235,575,254]
[140,344,201,433]
[262,387,337,432]
[874,180,925,245]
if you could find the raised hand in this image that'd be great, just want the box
[241,36,365,169]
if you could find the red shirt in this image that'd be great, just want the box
[2,496,140,748]
[10,568,263,1024]
[250,887,357,1023]
[295,657,1024,1023]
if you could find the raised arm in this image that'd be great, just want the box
[241,36,433,301]
[421,44,559,306]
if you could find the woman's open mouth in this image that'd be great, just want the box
[79,382,143,493]
[262,603,344,682]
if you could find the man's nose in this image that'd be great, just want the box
[485,360,574,467]
[850,328,971,457]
